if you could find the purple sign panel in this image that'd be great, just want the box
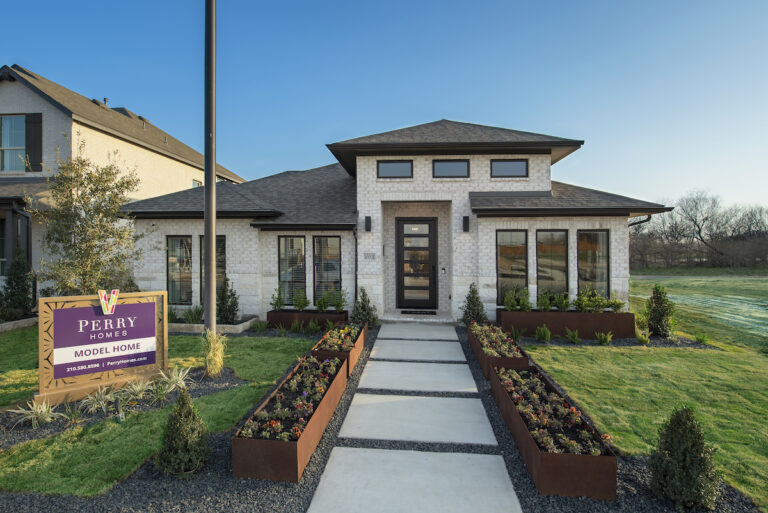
[53,302,157,379]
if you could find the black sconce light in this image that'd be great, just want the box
[365,216,371,232]
[463,216,470,232]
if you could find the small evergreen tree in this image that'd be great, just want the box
[3,248,34,318]
[460,282,487,325]
[155,389,209,476]
[649,407,719,510]
[216,277,239,325]
[351,287,378,326]
[646,284,675,338]
[269,287,284,311]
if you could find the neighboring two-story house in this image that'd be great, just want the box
[0,64,244,281]
[126,119,670,322]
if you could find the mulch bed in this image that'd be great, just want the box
[518,335,717,350]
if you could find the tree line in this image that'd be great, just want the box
[630,191,768,269]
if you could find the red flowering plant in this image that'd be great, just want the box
[316,324,362,352]
[469,322,522,358]
[496,367,610,456]
[238,356,341,442]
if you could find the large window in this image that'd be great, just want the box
[167,236,192,305]
[433,159,469,178]
[313,236,341,303]
[200,235,226,300]
[496,230,527,304]
[278,236,306,305]
[577,230,609,295]
[536,230,568,296]
[491,159,528,178]
[377,160,412,178]
[1,115,25,171]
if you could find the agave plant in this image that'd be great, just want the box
[122,379,153,402]
[159,366,192,392]
[80,386,115,415]
[10,401,65,429]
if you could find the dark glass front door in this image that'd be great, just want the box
[396,218,437,309]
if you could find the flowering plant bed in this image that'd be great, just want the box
[310,323,367,377]
[468,322,530,379]
[496,310,635,339]
[490,366,617,500]
[266,309,348,328]
[232,355,348,482]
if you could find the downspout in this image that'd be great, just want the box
[628,214,652,227]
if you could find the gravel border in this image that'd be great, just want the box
[518,335,716,350]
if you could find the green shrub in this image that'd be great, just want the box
[315,291,331,313]
[3,248,34,317]
[167,308,180,323]
[552,293,570,312]
[252,320,268,334]
[202,330,226,378]
[269,287,284,311]
[184,305,204,324]
[607,296,625,313]
[535,324,551,344]
[306,319,320,333]
[333,289,347,312]
[649,407,719,510]
[646,284,675,338]
[595,331,613,345]
[636,326,650,345]
[503,286,532,312]
[290,320,304,333]
[277,323,286,336]
[460,282,487,325]
[574,288,608,313]
[216,277,239,325]
[292,289,309,311]
[503,289,517,311]
[537,292,552,312]
[324,319,335,332]
[507,325,526,341]
[565,327,580,345]
[636,311,649,332]
[351,287,379,327]
[154,389,209,476]
[694,333,710,344]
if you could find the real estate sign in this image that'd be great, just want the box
[35,291,168,405]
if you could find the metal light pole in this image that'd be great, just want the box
[203,0,216,332]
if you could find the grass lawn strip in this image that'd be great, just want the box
[0,327,38,408]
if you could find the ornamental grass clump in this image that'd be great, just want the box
[316,324,362,352]
[497,367,611,456]
[238,356,341,442]
[469,322,522,358]
[595,331,613,345]
[460,282,487,325]
[10,401,65,429]
[155,389,209,476]
[565,327,581,345]
[535,324,551,344]
[649,407,719,510]
[202,330,227,378]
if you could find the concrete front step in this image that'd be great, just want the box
[358,360,477,393]
[371,338,466,362]
[378,322,459,341]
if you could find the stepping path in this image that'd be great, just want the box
[308,322,522,513]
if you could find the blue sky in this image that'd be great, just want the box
[2,0,766,205]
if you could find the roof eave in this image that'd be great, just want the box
[472,206,673,217]
[250,222,356,231]
[129,209,279,219]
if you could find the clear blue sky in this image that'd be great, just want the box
[3,0,766,205]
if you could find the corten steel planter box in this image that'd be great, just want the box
[468,328,530,379]
[489,367,617,500]
[497,310,635,339]
[232,358,348,482]
[310,323,367,377]
[267,310,348,328]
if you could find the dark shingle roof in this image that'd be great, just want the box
[0,177,52,207]
[327,119,584,175]
[469,181,672,217]
[0,65,244,183]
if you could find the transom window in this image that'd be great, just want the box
[491,159,528,178]
[577,230,609,295]
[433,159,469,178]
[496,230,527,304]
[536,230,568,296]
[377,160,413,178]
[0,115,25,171]
[278,236,306,305]
[313,236,341,304]
[200,235,226,299]
[167,236,192,305]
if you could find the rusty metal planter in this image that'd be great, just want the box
[310,323,367,377]
[497,310,635,339]
[467,328,530,379]
[489,366,617,500]
[266,309,348,328]
[232,358,349,482]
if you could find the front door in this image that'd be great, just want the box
[396,218,437,309]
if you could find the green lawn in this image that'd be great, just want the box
[0,330,316,496]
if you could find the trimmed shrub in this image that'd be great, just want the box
[155,389,209,476]
[535,324,551,344]
[507,325,526,341]
[3,248,34,318]
[552,293,570,312]
[460,282,487,325]
[292,289,309,312]
[649,407,719,510]
[595,331,613,345]
[202,329,227,378]
[216,277,239,325]
[269,287,284,311]
[315,291,331,313]
[646,284,675,338]
[351,287,379,327]
[565,327,580,345]
[537,292,552,312]
[333,289,347,312]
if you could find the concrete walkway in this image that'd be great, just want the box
[307,322,522,513]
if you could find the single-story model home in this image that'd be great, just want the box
[126,119,671,322]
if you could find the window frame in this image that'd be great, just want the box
[312,235,342,305]
[166,235,193,305]
[432,159,470,178]
[535,229,569,297]
[576,229,610,296]
[495,229,528,306]
[377,160,413,179]
[192,179,202,188]
[0,114,26,172]
[278,235,306,306]
[490,158,528,178]
[199,234,227,300]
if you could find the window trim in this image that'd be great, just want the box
[535,229,569,297]
[0,114,26,172]
[278,235,306,306]
[576,229,610,296]
[199,234,226,300]
[432,159,470,178]
[377,160,413,179]
[496,229,528,306]
[490,158,529,178]
[166,235,193,306]
[312,235,342,306]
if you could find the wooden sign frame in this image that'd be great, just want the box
[35,291,168,405]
